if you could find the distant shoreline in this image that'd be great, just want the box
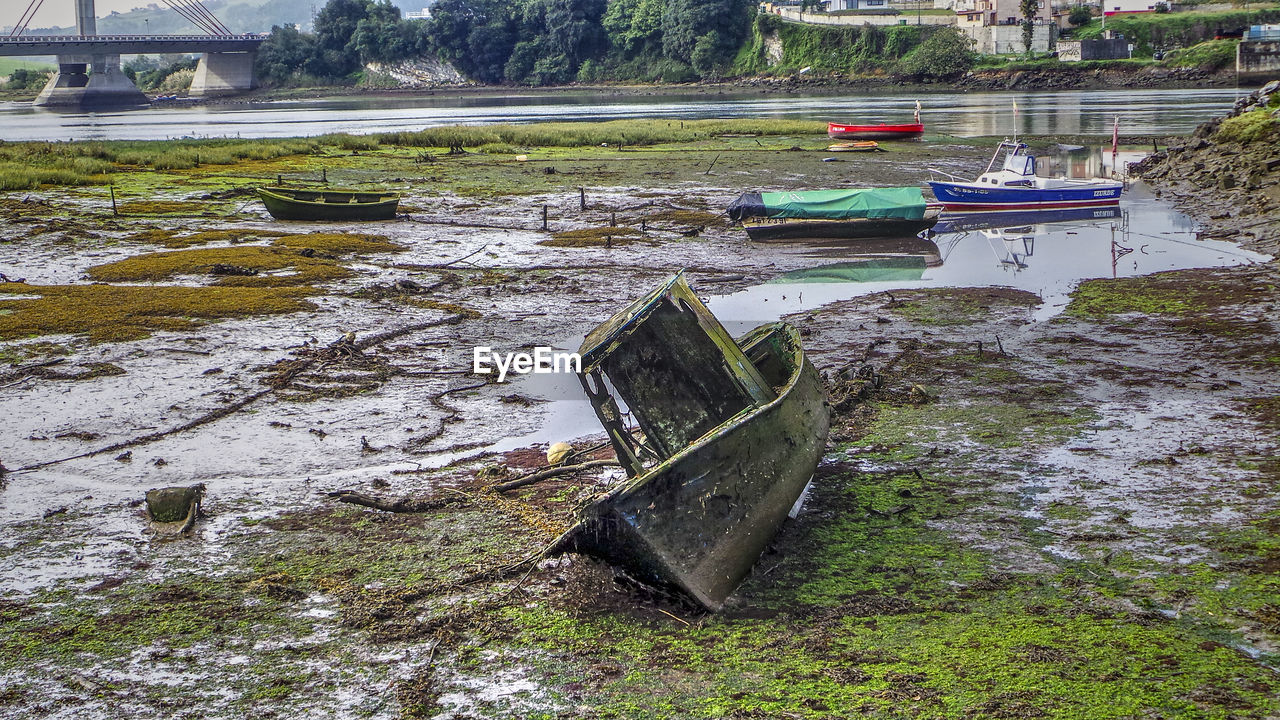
[207,67,1247,106]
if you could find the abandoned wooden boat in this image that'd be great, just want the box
[728,187,942,243]
[258,186,400,221]
[562,273,829,611]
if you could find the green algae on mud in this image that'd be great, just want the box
[85,233,405,287]
[542,226,649,248]
[887,287,1043,326]
[0,282,316,342]
[1065,266,1276,319]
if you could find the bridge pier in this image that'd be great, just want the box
[189,51,258,98]
[34,54,149,108]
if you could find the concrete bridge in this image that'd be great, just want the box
[4,0,264,107]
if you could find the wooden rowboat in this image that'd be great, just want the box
[560,273,829,611]
[828,122,924,140]
[827,141,880,152]
[258,186,400,221]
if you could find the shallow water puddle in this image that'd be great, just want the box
[465,187,1269,458]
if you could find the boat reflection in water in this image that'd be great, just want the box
[929,205,1126,274]
[769,236,942,285]
[710,191,1260,327]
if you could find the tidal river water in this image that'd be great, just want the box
[0,86,1251,141]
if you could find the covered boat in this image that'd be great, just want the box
[258,186,400,221]
[828,122,924,140]
[727,187,941,242]
[927,142,1123,211]
[562,273,829,611]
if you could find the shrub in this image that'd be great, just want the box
[897,27,976,80]
[1216,108,1279,144]
[3,68,52,91]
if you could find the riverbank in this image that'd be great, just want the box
[1133,80,1280,256]
[0,115,1277,718]
[0,61,1239,107]
[215,62,1246,105]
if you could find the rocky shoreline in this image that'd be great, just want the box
[1134,79,1280,257]
[203,64,1244,105]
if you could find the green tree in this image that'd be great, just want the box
[501,0,606,84]
[661,0,754,71]
[1068,5,1092,26]
[352,2,423,63]
[897,26,975,80]
[313,0,376,75]
[427,0,518,83]
[603,0,665,52]
[255,23,322,83]
[1020,0,1038,55]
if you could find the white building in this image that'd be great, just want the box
[1103,0,1165,15]
[828,0,892,10]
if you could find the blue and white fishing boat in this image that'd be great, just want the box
[927,141,1124,211]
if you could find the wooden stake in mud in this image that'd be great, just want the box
[610,211,616,227]
[542,204,549,231]
[109,185,118,216]
[579,187,586,211]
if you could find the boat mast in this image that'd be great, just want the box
[1012,99,1018,145]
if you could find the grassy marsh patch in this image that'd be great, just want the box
[1066,269,1276,321]
[0,282,315,342]
[541,227,648,248]
[87,233,403,287]
[376,118,826,150]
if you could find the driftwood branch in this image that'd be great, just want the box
[491,459,620,493]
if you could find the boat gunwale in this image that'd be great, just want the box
[257,187,401,207]
[578,272,685,370]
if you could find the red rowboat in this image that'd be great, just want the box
[828,122,924,140]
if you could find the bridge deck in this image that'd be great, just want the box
[0,35,264,56]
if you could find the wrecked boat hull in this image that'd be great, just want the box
[568,322,829,611]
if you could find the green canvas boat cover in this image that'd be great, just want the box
[727,187,927,221]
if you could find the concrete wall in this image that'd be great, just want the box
[775,7,956,25]
[1237,40,1280,76]
[960,23,1055,54]
[1058,37,1131,61]
[189,51,257,98]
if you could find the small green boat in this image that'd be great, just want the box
[257,186,400,221]
[560,273,829,611]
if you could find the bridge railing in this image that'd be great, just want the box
[0,34,265,43]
